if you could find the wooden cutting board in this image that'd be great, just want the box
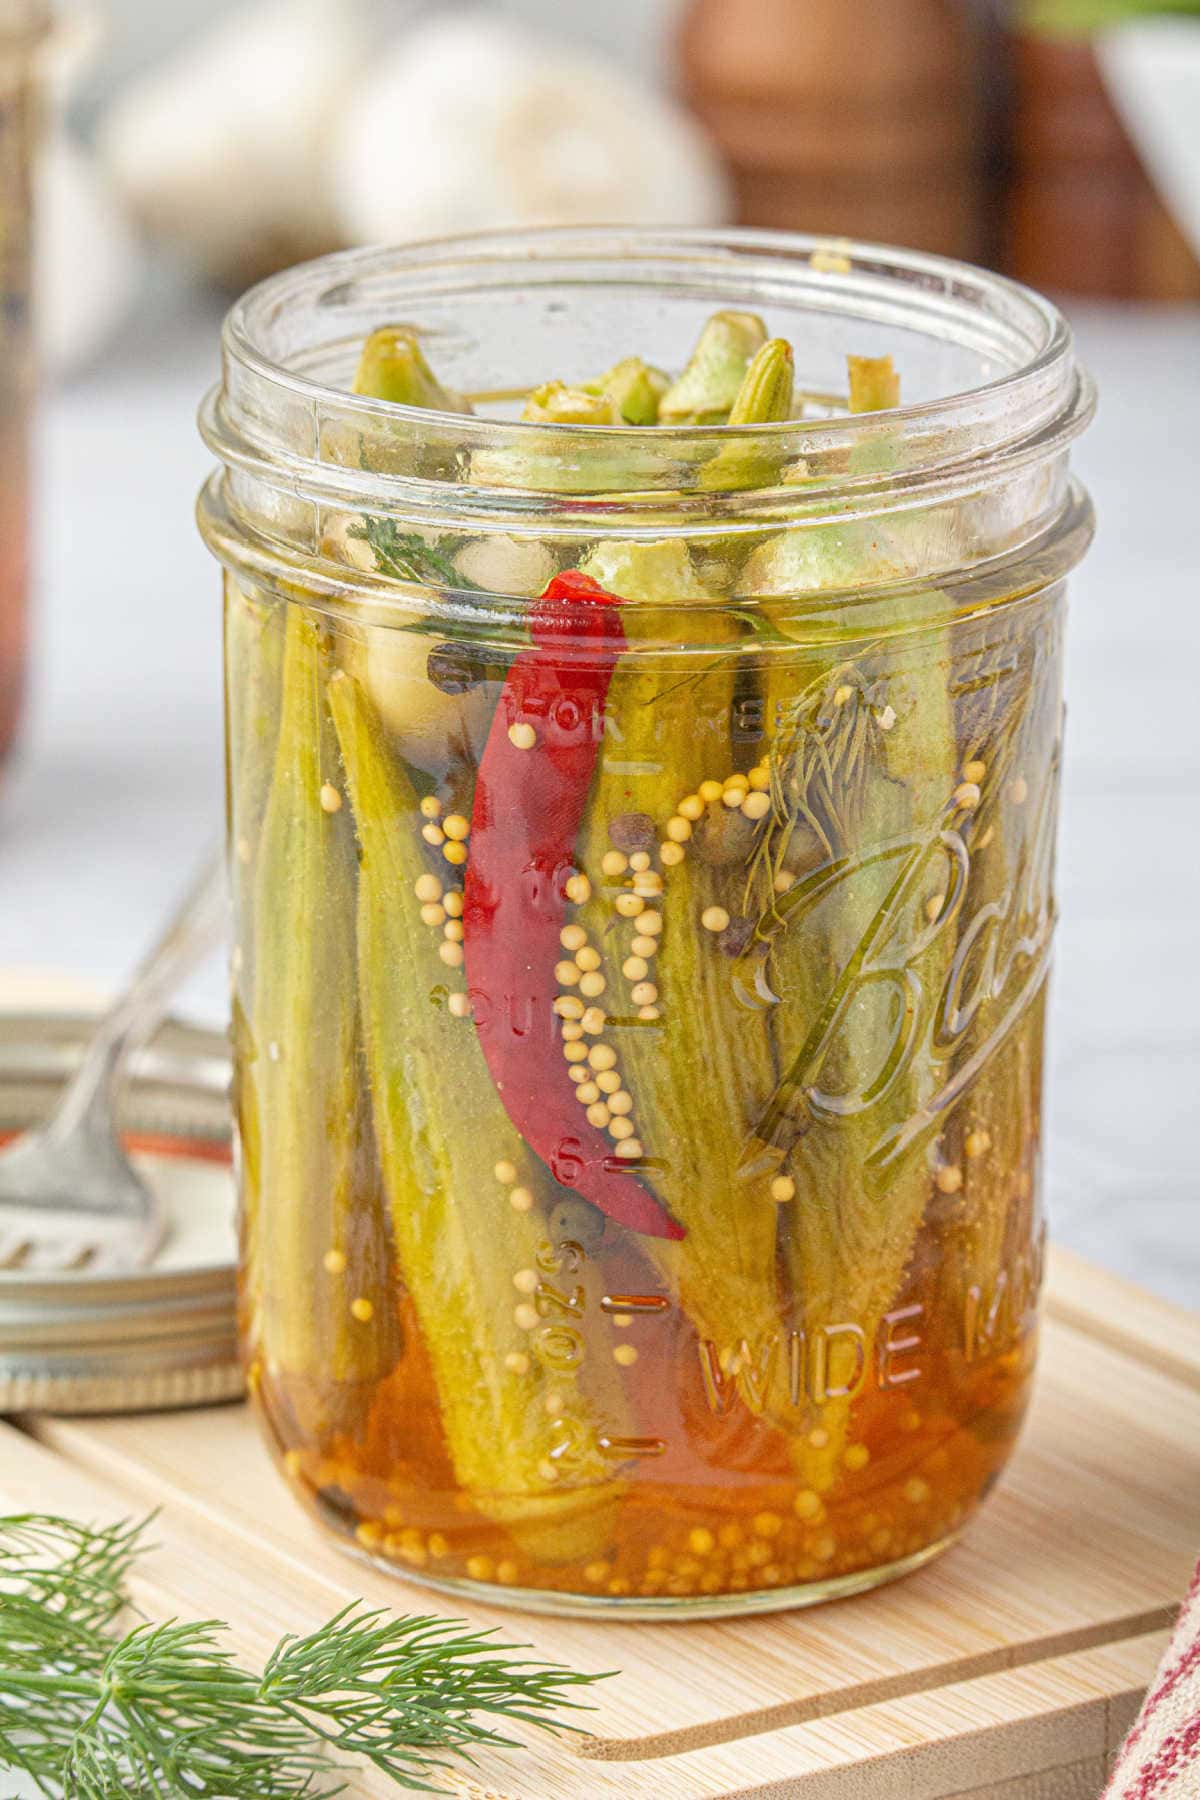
[4,1248,1197,1799]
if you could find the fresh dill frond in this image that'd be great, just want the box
[350,518,483,592]
[0,1513,609,1800]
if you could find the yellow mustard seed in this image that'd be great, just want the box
[513,1303,539,1331]
[421,822,445,846]
[503,1350,530,1374]
[742,790,771,821]
[769,1174,796,1203]
[561,1021,584,1042]
[496,1559,520,1585]
[574,1081,600,1104]
[615,891,645,918]
[722,786,747,809]
[414,872,442,903]
[701,905,730,933]
[629,850,651,872]
[443,918,464,942]
[623,955,649,981]
[586,1102,611,1128]
[494,1158,517,1184]
[609,1116,635,1141]
[630,934,658,958]
[448,992,471,1018]
[793,1489,823,1521]
[935,1163,964,1194]
[442,840,468,866]
[904,1477,932,1505]
[579,971,606,998]
[581,1006,606,1033]
[443,888,463,918]
[553,994,583,1020]
[659,841,685,866]
[564,872,591,903]
[843,1443,870,1472]
[953,781,981,810]
[419,901,446,927]
[555,959,581,986]
[965,1128,992,1159]
[677,794,704,821]
[323,1248,346,1276]
[438,940,464,968]
[688,1527,716,1555]
[427,1533,449,1557]
[613,1343,639,1367]
[466,1555,494,1582]
[419,794,441,819]
[748,764,771,790]
[589,1043,618,1072]
[560,923,587,952]
[442,812,469,841]
[963,758,987,784]
[319,782,342,813]
[512,1267,539,1295]
[638,909,663,935]
[584,1560,610,1583]
[507,722,536,750]
[575,945,602,971]
[601,849,628,877]
[665,815,692,843]
[595,1068,621,1093]
[509,1186,534,1213]
[773,869,795,894]
[350,1296,374,1323]
[630,980,658,1006]
[563,1041,589,1063]
[614,1138,643,1158]
[753,1512,783,1539]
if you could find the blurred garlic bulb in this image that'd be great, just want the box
[331,12,730,246]
[98,0,365,285]
[36,132,141,378]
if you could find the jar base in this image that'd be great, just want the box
[335,1525,964,1621]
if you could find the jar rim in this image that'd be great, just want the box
[203,226,1092,522]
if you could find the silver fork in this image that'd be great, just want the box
[0,853,227,1274]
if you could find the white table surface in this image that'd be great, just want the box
[1,289,1197,1308]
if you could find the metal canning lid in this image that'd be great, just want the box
[0,1011,241,1414]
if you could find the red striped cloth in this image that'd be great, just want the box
[1106,1559,1200,1798]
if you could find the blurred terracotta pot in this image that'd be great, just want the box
[677,0,981,260]
[1006,31,1200,301]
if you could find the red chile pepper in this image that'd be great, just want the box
[463,571,683,1241]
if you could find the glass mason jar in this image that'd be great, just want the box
[0,1,43,772]
[198,228,1093,1617]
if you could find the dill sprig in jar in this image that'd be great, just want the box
[199,228,1093,1617]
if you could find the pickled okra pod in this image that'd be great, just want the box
[573,538,787,1410]
[241,607,399,1437]
[329,668,630,1563]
